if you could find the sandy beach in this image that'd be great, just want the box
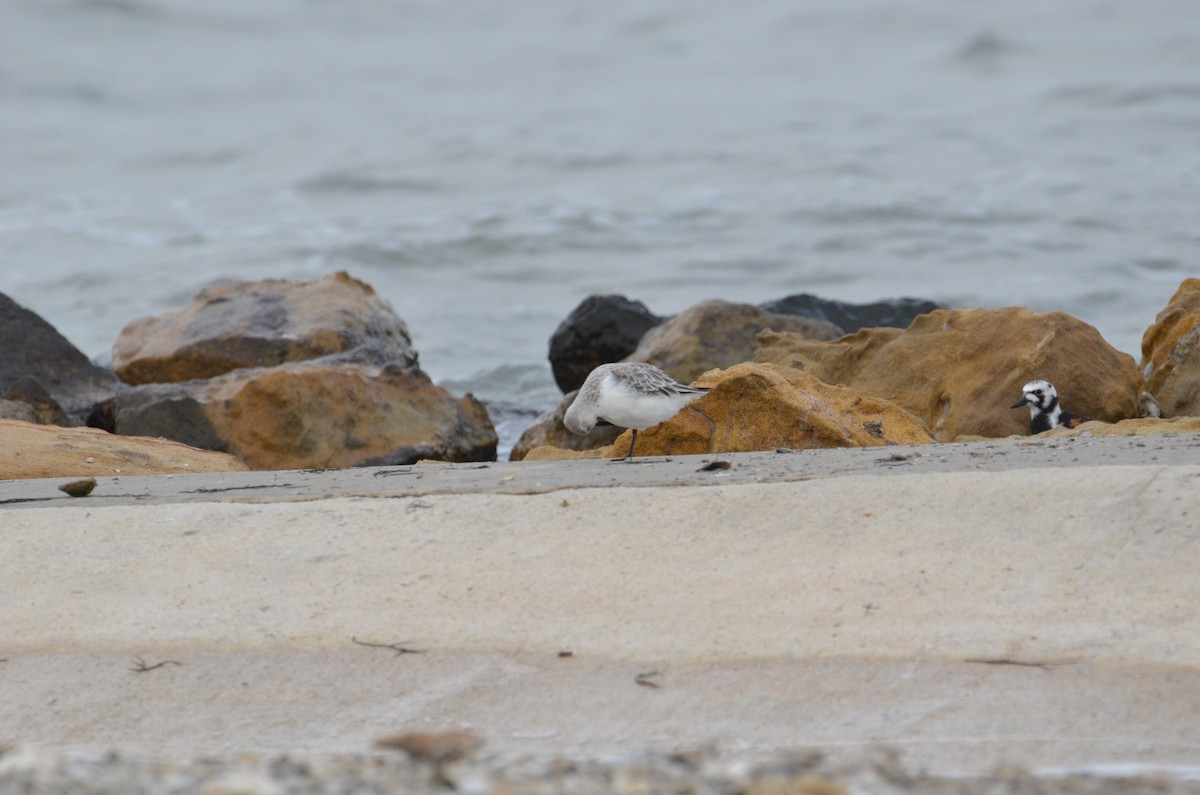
[3,433,1199,789]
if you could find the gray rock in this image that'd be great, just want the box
[628,299,844,384]
[0,293,123,427]
[758,293,944,333]
[112,271,418,385]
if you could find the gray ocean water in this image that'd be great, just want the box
[4,0,1199,454]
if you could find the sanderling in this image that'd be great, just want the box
[1011,379,1092,433]
[563,362,711,460]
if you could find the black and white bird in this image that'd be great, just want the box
[563,362,710,460]
[1011,379,1092,433]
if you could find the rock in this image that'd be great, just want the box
[0,418,247,480]
[0,292,123,426]
[758,294,944,333]
[112,271,417,385]
[1041,416,1200,438]
[0,398,40,424]
[596,362,933,458]
[756,307,1140,441]
[375,729,483,763]
[627,300,843,384]
[1140,278,1200,418]
[521,445,608,461]
[113,362,497,469]
[509,390,624,461]
[548,295,663,393]
[1139,391,1162,418]
[57,478,97,497]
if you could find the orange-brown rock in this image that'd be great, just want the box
[113,362,497,469]
[509,389,623,461]
[1140,278,1200,418]
[626,299,843,384]
[0,418,247,480]
[756,307,1140,441]
[598,362,933,458]
[112,271,417,385]
[1041,416,1200,439]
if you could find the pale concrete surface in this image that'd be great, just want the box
[2,438,1199,775]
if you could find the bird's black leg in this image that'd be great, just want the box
[625,429,637,461]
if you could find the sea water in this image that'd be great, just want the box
[3,0,1198,454]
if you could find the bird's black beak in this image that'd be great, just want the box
[1011,397,1030,409]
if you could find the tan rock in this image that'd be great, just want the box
[599,362,933,458]
[1042,416,1200,439]
[756,307,1140,441]
[509,390,623,461]
[627,299,843,384]
[113,271,417,385]
[114,362,497,470]
[1140,278,1200,418]
[521,445,608,461]
[0,418,247,480]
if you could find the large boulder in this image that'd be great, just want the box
[509,390,624,461]
[1140,278,1200,418]
[627,300,843,385]
[0,418,246,480]
[0,293,123,427]
[548,295,663,393]
[112,271,417,385]
[758,294,944,333]
[113,362,497,470]
[756,307,1140,441]
[596,362,933,458]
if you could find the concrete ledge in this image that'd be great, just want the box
[2,440,1198,774]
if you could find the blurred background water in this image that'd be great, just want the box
[3,0,1198,454]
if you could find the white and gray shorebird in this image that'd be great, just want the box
[563,362,711,460]
[1011,379,1092,434]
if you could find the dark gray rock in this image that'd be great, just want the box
[548,295,663,393]
[757,294,945,334]
[0,293,123,426]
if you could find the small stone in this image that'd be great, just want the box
[58,478,96,497]
[85,456,95,463]
[374,729,483,763]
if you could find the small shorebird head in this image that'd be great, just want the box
[563,393,596,435]
[1011,379,1057,413]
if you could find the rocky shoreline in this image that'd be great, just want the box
[3,273,1200,476]
[4,276,1200,793]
